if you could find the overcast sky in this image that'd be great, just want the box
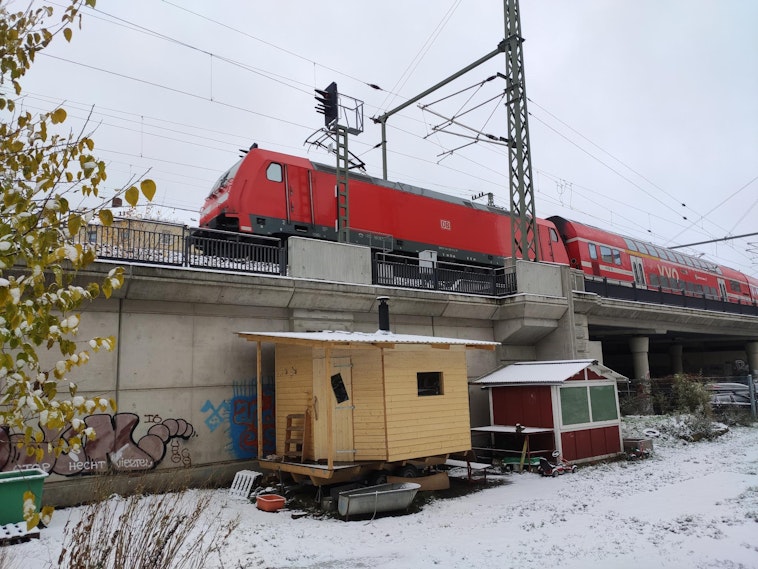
[19,0,758,277]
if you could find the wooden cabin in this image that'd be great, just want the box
[237,330,497,485]
[472,359,627,464]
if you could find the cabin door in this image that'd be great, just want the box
[330,356,355,462]
[284,165,313,226]
[630,256,646,287]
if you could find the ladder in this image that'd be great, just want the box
[283,413,306,461]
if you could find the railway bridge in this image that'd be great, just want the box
[8,237,758,506]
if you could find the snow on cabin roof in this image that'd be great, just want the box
[473,359,628,385]
[236,330,499,349]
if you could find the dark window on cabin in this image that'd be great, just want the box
[730,280,741,293]
[120,229,130,243]
[588,243,597,260]
[88,230,98,244]
[417,372,443,396]
[600,246,614,263]
[266,163,283,183]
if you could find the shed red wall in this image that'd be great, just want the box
[560,425,621,461]
[491,386,553,427]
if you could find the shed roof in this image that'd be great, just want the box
[237,330,499,350]
[473,359,628,386]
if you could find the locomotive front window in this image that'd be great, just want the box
[549,228,559,242]
[266,162,283,183]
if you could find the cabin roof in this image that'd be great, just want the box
[236,330,498,350]
[473,359,628,386]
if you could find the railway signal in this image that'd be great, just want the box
[314,82,339,128]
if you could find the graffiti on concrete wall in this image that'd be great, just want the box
[200,377,275,459]
[0,413,195,475]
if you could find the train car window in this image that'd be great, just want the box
[649,273,659,287]
[683,256,694,267]
[266,163,283,183]
[600,246,614,263]
[695,284,703,295]
[636,242,650,255]
[612,249,622,265]
[588,243,598,260]
[730,281,742,293]
[674,252,686,265]
[624,238,638,252]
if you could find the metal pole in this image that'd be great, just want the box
[375,41,507,179]
[749,373,756,419]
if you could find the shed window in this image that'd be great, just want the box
[266,162,283,182]
[560,384,618,425]
[417,372,443,396]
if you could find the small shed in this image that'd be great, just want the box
[237,329,497,485]
[473,359,627,463]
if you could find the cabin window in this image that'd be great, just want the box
[549,228,559,242]
[120,229,130,243]
[417,372,443,396]
[560,384,617,426]
[588,243,597,260]
[266,162,283,183]
[730,280,741,293]
[599,245,614,263]
[87,229,98,244]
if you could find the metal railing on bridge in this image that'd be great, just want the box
[372,253,517,296]
[584,277,758,317]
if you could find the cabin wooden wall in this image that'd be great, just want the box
[349,349,387,461]
[383,345,471,462]
[274,344,314,457]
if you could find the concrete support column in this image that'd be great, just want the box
[746,341,758,377]
[630,336,652,413]
[669,344,683,375]
[630,336,650,381]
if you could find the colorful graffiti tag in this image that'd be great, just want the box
[0,413,195,475]
[201,378,275,459]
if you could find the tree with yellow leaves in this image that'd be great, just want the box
[0,0,154,526]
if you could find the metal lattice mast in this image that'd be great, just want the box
[335,125,350,243]
[504,0,539,261]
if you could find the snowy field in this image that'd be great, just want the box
[6,416,758,569]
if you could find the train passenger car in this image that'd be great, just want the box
[549,216,754,304]
[199,147,569,266]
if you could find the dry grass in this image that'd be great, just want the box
[57,489,238,569]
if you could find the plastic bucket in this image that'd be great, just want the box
[0,468,49,525]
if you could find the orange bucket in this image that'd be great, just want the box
[256,494,286,512]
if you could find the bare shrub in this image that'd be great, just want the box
[57,489,238,569]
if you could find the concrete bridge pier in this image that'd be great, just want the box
[746,341,758,377]
[630,336,652,412]
[669,344,684,375]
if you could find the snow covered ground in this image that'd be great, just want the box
[5,415,758,569]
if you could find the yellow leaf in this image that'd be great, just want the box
[98,209,113,226]
[51,108,67,124]
[68,215,82,237]
[140,179,157,201]
[63,27,72,42]
[124,186,139,207]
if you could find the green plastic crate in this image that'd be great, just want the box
[0,468,48,525]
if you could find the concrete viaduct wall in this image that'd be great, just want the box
[5,238,757,506]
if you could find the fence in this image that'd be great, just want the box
[585,277,758,317]
[372,253,517,296]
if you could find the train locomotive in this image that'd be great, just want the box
[199,146,758,305]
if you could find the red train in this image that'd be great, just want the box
[200,147,758,304]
